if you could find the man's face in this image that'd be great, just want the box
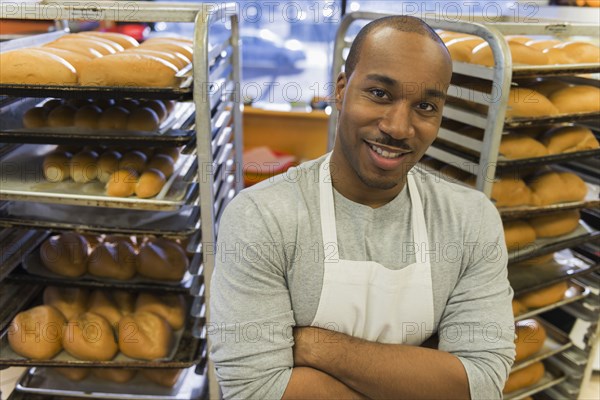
[334,27,452,192]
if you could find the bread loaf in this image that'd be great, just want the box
[87,290,123,327]
[517,281,568,309]
[33,47,92,73]
[112,290,136,315]
[97,150,122,183]
[80,53,180,87]
[543,47,575,64]
[471,42,548,67]
[529,210,580,238]
[43,151,71,182]
[47,104,77,127]
[127,48,189,69]
[499,134,548,159]
[78,31,139,49]
[135,169,166,199]
[525,39,562,51]
[146,154,175,178]
[135,292,186,330]
[98,106,130,130]
[142,100,168,122]
[106,169,139,197]
[63,312,118,361]
[70,150,99,183]
[43,286,89,321]
[55,368,90,381]
[40,233,89,277]
[118,311,173,360]
[8,305,66,359]
[529,171,587,205]
[506,88,559,118]
[66,34,124,52]
[444,38,482,62]
[491,178,539,207]
[92,368,137,383]
[503,220,537,251]
[553,41,600,63]
[141,368,183,387]
[0,49,77,85]
[136,239,188,281]
[87,241,137,280]
[139,40,193,61]
[47,37,116,56]
[548,85,600,114]
[120,150,148,173]
[515,319,547,362]
[127,107,160,131]
[503,362,545,393]
[542,126,599,154]
[154,147,180,162]
[532,80,571,98]
[22,107,47,128]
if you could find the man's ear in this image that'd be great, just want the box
[335,72,347,111]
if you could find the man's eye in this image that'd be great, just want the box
[418,102,435,111]
[370,89,387,98]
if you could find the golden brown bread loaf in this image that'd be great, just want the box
[529,210,581,238]
[505,88,559,118]
[62,312,118,361]
[543,47,575,64]
[92,368,137,383]
[136,239,189,281]
[8,305,66,359]
[503,220,537,251]
[66,34,124,52]
[553,41,600,63]
[529,171,588,205]
[40,233,89,277]
[135,292,186,330]
[533,80,571,98]
[55,367,90,381]
[506,35,532,44]
[127,48,189,69]
[87,241,137,280]
[139,39,193,61]
[33,47,93,73]
[154,146,180,162]
[142,100,168,122]
[499,134,548,159]
[78,31,139,49]
[47,37,116,56]
[97,150,122,183]
[541,126,599,154]
[43,286,89,321]
[490,178,539,208]
[515,319,547,362]
[548,85,600,114]
[503,362,545,393]
[43,151,72,183]
[517,281,568,309]
[135,169,166,199]
[525,39,562,51]
[471,41,549,67]
[146,154,175,178]
[87,290,123,327]
[80,53,180,87]
[141,368,183,387]
[0,49,78,85]
[70,150,99,183]
[119,150,148,173]
[106,169,139,198]
[444,38,481,62]
[512,299,527,316]
[112,290,136,315]
[118,311,173,360]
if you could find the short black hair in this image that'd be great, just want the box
[345,15,448,78]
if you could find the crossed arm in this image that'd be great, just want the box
[282,327,469,400]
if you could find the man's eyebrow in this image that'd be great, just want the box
[365,74,397,87]
[425,88,447,101]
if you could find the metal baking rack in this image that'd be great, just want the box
[0,228,49,281]
[0,1,243,399]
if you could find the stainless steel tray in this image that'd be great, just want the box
[0,228,48,282]
[0,283,42,333]
[0,201,201,237]
[503,361,566,400]
[511,63,600,78]
[504,112,600,129]
[0,102,196,146]
[511,319,573,373]
[514,280,591,321]
[15,366,206,400]
[0,144,198,211]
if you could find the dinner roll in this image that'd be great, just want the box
[23,107,47,128]
[515,319,547,362]
[87,290,123,327]
[118,311,173,360]
[146,154,175,178]
[120,150,148,173]
[74,105,102,129]
[529,171,588,205]
[98,106,130,130]
[135,169,166,199]
[154,147,180,162]
[503,362,545,393]
[136,239,189,281]
[135,292,186,330]
[63,312,118,361]
[43,286,89,321]
[47,104,77,127]
[8,305,66,359]
[542,126,599,154]
[112,290,136,315]
[505,88,559,118]
[517,281,569,309]
[106,169,139,197]
[141,368,183,387]
[70,150,99,183]
[499,134,548,159]
[142,99,168,122]
[92,368,137,383]
[55,368,90,381]
[548,85,600,114]
[512,299,527,316]
[503,220,537,251]
[97,150,122,183]
[43,151,72,182]
[529,210,581,238]
[87,241,137,280]
[40,233,89,277]
[127,107,160,131]
[0,49,77,85]
[553,41,600,63]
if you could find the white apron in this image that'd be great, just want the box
[311,153,434,345]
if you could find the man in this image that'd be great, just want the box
[210,15,515,399]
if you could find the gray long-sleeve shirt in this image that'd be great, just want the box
[210,155,515,399]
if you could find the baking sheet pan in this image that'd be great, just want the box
[507,221,598,264]
[514,281,591,322]
[511,319,573,373]
[15,366,206,400]
[0,283,43,333]
[503,362,566,400]
[0,144,198,211]
[504,112,599,129]
[0,228,49,282]
[0,201,201,237]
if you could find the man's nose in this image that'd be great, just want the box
[378,101,416,140]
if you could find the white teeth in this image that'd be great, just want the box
[369,143,403,159]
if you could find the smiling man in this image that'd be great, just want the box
[210,16,515,400]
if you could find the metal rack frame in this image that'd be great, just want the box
[0,1,243,399]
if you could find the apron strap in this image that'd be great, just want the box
[319,153,340,263]
[407,173,430,265]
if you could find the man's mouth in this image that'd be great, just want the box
[365,140,412,159]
